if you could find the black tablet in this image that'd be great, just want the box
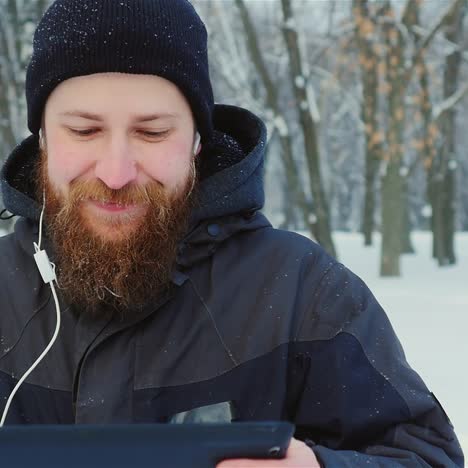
[0,422,294,467]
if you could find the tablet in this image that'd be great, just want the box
[0,422,294,467]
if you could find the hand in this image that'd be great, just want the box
[217,438,321,467]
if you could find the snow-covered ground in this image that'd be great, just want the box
[1,227,466,456]
[330,231,468,457]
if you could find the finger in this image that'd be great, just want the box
[216,439,316,468]
[217,459,284,468]
[288,438,304,450]
[287,438,311,454]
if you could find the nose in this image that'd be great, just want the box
[94,139,138,190]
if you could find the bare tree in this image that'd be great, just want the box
[352,0,383,247]
[0,0,51,146]
[375,0,462,276]
[235,0,322,244]
[429,1,467,265]
[280,0,336,258]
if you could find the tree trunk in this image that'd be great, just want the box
[443,162,456,264]
[434,2,465,265]
[379,2,408,276]
[398,0,424,256]
[235,0,318,239]
[381,161,405,275]
[280,0,336,258]
[353,0,382,247]
[401,179,415,254]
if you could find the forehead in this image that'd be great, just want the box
[45,73,192,119]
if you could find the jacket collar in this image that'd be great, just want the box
[177,211,271,268]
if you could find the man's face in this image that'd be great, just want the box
[39,73,201,313]
[43,72,200,240]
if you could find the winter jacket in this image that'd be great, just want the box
[0,104,464,467]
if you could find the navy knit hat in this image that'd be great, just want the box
[26,0,214,142]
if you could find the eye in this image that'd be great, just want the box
[69,128,99,136]
[139,130,170,139]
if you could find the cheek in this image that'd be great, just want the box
[140,142,192,186]
[47,144,94,189]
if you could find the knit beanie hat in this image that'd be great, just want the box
[26,0,214,142]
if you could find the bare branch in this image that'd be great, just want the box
[404,0,463,84]
[433,82,468,124]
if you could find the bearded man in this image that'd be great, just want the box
[0,1,463,467]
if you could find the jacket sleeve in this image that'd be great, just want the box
[288,257,464,467]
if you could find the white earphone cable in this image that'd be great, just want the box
[0,281,61,427]
[0,193,61,427]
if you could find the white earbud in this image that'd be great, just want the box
[193,132,201,156]
[39,129,45,150]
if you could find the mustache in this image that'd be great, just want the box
[65,179,167,207]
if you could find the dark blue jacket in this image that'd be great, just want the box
[0,105,464,467]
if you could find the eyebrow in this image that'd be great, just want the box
[59,111,179,122]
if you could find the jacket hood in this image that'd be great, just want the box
[1,104,266,228]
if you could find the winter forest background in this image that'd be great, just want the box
[1,0,468,277]
[0,0,468,452]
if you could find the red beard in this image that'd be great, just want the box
[37,149,196,316]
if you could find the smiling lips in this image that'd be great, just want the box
[93,201,134,212]
[88,199,144,215]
